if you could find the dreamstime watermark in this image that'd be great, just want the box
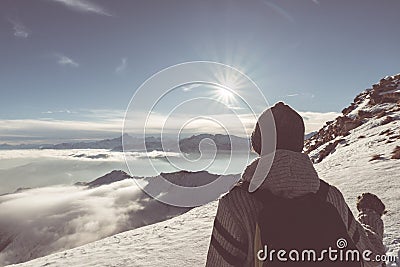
[257,238,398,263]
[122,61,277,207]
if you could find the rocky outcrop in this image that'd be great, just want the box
[392,146,400,159]
[304,116,360,156]
[305,73,400,162]
[370,74,400,105]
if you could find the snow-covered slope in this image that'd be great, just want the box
[304,73,400,265]
[305,73,400,163]
[7,201,218,267]
[7,74,400,267]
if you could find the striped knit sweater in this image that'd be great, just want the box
[206,150,385,267]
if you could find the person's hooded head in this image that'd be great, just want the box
[251,102,305,155]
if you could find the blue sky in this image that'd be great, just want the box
[1,0,400,143]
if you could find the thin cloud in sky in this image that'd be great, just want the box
[227,105,245,110]
[286,93,300,97]
[299,111,340,133]
[42,110,76,114]
[79,108,126,121]
[7,17,30,38]
[115,58,128,74]
[312,0,320,4]
[0,118,121,144]
[261,0,295,23]
[0,109,125,143]
[282,92,315,99]
[181,84,202,92]
[56,54,79,67]
[49,0,112,16]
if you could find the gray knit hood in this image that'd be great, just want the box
[242,149,320,198]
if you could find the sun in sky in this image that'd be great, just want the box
[215,87,235,104]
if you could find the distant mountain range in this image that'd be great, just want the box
[0,133,250,153]
[74,169,239,188]
[0,134,159,151]
[0,136,125,150]
[74,170,132,188]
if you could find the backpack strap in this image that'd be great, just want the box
[236,181,273,202]
[316,179,330,201]
[236,181,250,192]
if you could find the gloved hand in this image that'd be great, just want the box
[356,193,386,217]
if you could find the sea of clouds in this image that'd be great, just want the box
[0,179,189,266]
[0,149,182,195]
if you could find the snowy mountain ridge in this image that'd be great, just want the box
[305,73,400,163]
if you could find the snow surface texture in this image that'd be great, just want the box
[6,76,400,267]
